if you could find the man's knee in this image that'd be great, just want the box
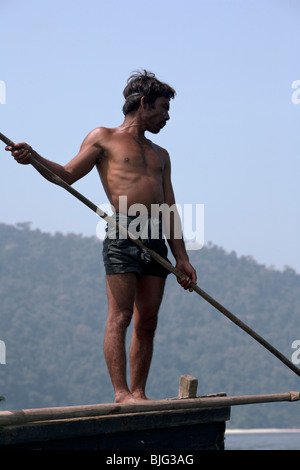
[134,314,158,336]
[108,307,133,330]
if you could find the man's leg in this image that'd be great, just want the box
[103,272,137,403]
[130,275,166,400]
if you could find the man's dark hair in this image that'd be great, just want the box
[122,70,176,116]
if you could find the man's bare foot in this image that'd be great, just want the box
[115,390,153,403]
[115,391,135,403]
[131,390,153,402]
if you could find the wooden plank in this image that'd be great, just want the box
[179,375,198,398]
[0,391,298,427]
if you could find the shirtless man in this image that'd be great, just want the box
[6,70,197,403]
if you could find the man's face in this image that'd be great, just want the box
[144,96,170,134]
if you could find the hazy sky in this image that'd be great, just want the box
[1,0,299,272]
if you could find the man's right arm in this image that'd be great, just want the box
[5,128,105,185]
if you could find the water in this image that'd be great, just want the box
[225,429,300,450]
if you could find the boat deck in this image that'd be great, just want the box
[0,376,298,450]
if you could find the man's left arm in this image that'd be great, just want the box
[162,150,197,291]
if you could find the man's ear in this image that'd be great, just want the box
[140,95,148,108]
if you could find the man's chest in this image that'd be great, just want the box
[109,138,165,174]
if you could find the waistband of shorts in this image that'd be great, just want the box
[112,212,163,222]
[105,212,164,239]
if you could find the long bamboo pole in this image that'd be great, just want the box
[1,132,300,379]
[0,391,298,427]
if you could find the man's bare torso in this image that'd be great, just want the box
[94,127,169,215]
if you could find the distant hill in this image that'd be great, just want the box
[0,222,299,428]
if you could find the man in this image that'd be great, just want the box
[6,70,197,403]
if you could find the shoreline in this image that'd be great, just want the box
[226,428,300,434]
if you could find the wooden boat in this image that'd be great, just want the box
[0,376,298,450]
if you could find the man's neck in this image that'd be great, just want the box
[120,114,147,140]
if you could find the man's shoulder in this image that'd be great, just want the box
[87,126,116,140]
[82,127,121,151]
[152,141,168,152]
[151,141,170,161]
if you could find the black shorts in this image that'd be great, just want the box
[102,214,171,278]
